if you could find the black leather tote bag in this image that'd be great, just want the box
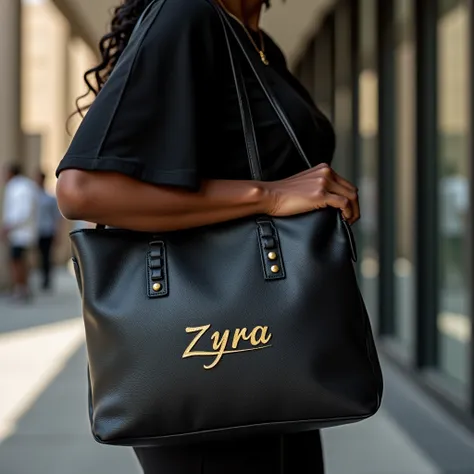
[70,0,383,447]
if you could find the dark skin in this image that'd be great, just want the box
[56,0,360,229]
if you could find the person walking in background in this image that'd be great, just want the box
[1,163,38,302]
[36,170,62,291]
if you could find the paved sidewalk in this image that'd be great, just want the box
[0,268,470,474]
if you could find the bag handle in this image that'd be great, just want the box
[212,2,313,177]
[215,5,263,180]
[214,3,356,262]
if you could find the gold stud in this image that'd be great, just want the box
[153,283,162,292]
[270,265,280,274]
[268,252,277,261]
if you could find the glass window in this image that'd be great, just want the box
[313,19,334,120]
[358,0,379,323]
[437,0,470,385]
[298,41,315,97]
[393,0,416,353]
[333,1,354,181]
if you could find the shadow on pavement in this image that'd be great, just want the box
[0,346,141,474]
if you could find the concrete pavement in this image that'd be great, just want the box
[0,267,472,474]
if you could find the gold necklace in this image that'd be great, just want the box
[216,0,269,66]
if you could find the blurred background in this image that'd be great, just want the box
[1,0,474,472]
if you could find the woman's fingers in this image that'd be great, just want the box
[313,165,358,195]
[326,179,357,202]
[322,192,353,221]
[327,170,360,225]
[325,179,359,223]
[273,163,361,223]
[334,173,357,193]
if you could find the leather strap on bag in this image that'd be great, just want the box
[212,2,313,171]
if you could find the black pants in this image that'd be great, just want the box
[134,431,324,473]
[10,245,27,262]
[38,236,54,289]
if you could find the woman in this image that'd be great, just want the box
[56,0,360,472]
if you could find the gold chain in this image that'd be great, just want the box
[216,0,270,66]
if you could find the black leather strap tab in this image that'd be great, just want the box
[258,223,274,237]
[149,248,163,258]
[151,269,163,280]
[262,237,275,249]
[149,260,163,269]
[147,240,168,298]
[256,219,286,281]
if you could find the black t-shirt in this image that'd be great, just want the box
[56,0,335,191]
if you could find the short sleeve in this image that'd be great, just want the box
[56,0,222,192]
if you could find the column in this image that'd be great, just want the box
[0,0,22,169]
[0,0,22,288]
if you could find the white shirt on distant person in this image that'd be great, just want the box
[2,175,39,247]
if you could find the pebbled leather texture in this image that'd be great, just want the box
[71,0,384,447]
[72,211,383,447]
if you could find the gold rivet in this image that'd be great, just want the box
[271,265,280,274]
[268,252,277,261]
[153,283,162,292]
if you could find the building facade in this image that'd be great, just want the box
[0,0,96,286]
[293,0,473,426]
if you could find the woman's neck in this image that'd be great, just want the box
[219,0,263,31]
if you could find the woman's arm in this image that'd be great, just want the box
[57,170,270,232]
[57,164,359,233]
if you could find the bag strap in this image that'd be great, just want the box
[216,6,263,180]
[212,2,313,173]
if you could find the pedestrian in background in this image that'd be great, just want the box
[36,170,62,291]
[1,163,38,302]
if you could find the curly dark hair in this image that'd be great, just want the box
[73,0,154,118]
[74,0,271,118]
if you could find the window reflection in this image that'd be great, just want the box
[358,0,379,323]
[393,0,416,352]
[333,2,353,181]
[437,0,470,385]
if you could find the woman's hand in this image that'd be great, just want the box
[264,163,360,225]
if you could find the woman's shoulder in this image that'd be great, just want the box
[134,0,225,66]
[132,0,224,63]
